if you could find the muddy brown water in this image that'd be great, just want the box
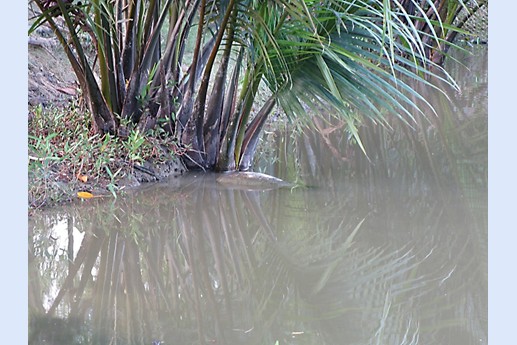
[28,46,487,345]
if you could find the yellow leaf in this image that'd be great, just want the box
[77,173,88,183]
[77,191,94,199]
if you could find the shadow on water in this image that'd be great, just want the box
[29,47,487,345]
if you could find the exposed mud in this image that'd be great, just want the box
[28,23,79,108]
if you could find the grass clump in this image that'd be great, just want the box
[28,102,183,210]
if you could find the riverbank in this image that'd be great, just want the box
[28,15,191,211]
[28,102,186,211]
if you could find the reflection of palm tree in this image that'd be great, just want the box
[29,168,485,344]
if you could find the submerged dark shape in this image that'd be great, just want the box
[215,171,293,190]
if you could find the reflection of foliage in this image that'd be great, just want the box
[29,162,485,344]
[255,47,487,344]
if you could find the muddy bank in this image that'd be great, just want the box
[28,23,79,108]
[28,17,191,210]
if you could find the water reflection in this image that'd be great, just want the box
[29,47,487,345]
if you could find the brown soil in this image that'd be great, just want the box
[28,24,79,108]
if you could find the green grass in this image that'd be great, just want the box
[28,102,182,210]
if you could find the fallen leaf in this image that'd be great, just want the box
[77,173,88,183]
[77,191,94,199]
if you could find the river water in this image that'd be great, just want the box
[28,46,487,345]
